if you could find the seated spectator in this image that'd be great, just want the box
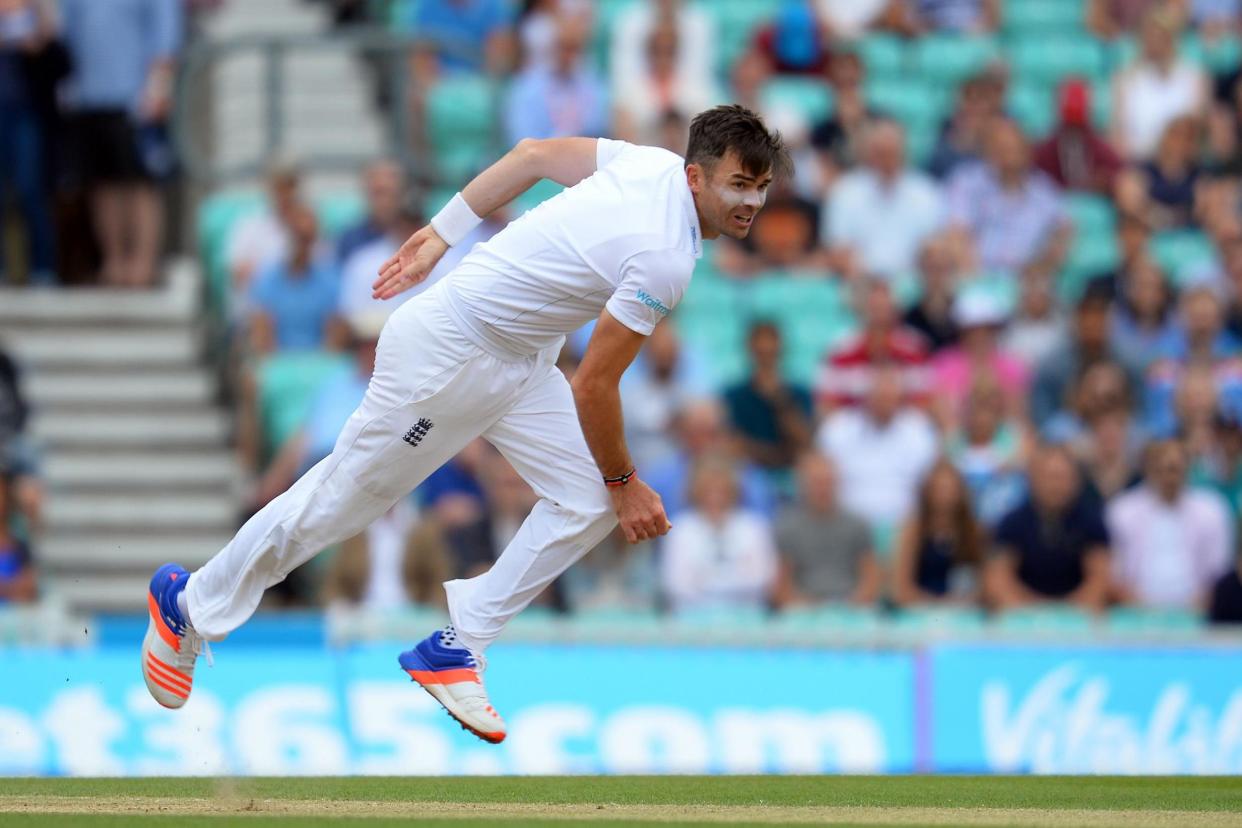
[1043,359,1140,449]
[1111,257,1178,370]
[505,16,608,144]
[516,0,592,69]
[946,117,1071,276]
[323,500,450,609]
[610,0,713,98]
[444,448,540,581]
[1208,554,1242,623]
[1088,0,1170,40]
[817,278,930,409]
[613,15,717,146]
[1216,237,1242,337]
[724,321,814,473]
[716,184,822,275]
[1115,116,1204,230]
[1076,403,1144,501]
[1030,286,1139,429]
[0,342,40,530]
[809,48,873,188]
[931,290,1029,430]
[336,159,406,266]
[1034,80,1123,195]
[1191,0,1240,39]
[645,399,775,518]
[929,67,1006,179]
[986,446,1112,611]
[251,313,383,506]
[1111,9,1209,161]
[823,118,944,281]
[557,527,658,612]
[1108,439,1232,609]
[1001,266,1068,369]
[773,453,880,607]
[248,205,345,354]
[61,0,181,287]
[227,158,304,309]
[947,378,1027,526]
[817,0,910,38]
[0,469,36,603]
[1143,284,1242,436]
[405,0,512,78]
[661,455,778,614]
[817,366,939,539]
[1192,410,1242,517]
[892,460,985,606]
[746,1,831,78]
[903,237,961,352]
[621,322,707,471]
[419,439,489,528]
[906,0,999,33]
[0,0,61,286]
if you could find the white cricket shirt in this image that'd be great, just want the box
[438,138,703,358]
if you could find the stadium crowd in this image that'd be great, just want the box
[6,0,1242,624]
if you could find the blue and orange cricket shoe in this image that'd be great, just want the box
[141,563,210,709]
[399,627,506,744]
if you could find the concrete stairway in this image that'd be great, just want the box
[0,261,240,613]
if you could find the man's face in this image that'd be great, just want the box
[1183,290,1223,342]
[799,456,837,512]
[365,163,404,227]
[687,150,773,240]
[1031,453,1079,513]
[749,327,781,368]
[1074,303,1110,351]
[1147,443,1187,501]
[986,121,1029,178]
[866,124,904,179]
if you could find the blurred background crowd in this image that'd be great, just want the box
[5,0,1242,631]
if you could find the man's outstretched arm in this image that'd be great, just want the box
[572,310,672,544]
[374,137,601,299]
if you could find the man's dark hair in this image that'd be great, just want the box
[686,105,792,179]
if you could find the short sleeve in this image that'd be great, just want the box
[596,138,633,170]
[604,248,693,336]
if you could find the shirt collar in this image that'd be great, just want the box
[677,169,704,259]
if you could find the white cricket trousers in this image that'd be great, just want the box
[185,284,618,649]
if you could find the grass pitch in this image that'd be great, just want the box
[0,776,1238,827]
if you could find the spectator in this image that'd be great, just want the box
[929,66,1007,178]
[661,454,778,614]
[226,158,304,308]
[724,321,813,473]
[947,379,1027,526]
[903,236,961,352]
[1034,79,1123,195]
[1108,439,1232,609]
[248,205,345,354]
[1217,236,1242,336]
[1190,0,1240,39]
[946,117,1071,276]
[444,448,540,580]
[823,118,944,281]
[419,440,489,528]
[1173,365,1226,462]
[0,0,62,286]
[1110,256,1178,369]
[1001,266,1068,369]
[809,48,872,187]
[906,0,1000,33]
[986,445,1112,612]
[716,184,822,274]
[817,278,931,409]
[0,469,36,603]
[646,399,775,518]
[747,1,831,78]
[930,290,1029,430]
[773,453,880,607]
[60,0,181,287]
[611,0,715,144]
[1076,403,1144,501]
[1043,359,1139,448]
[817,366,939,538]
[557,528,658,612]
[1030,287,1138,429]
[1088,0,1172,40]
[816,0,910,38]
[516,0,592,69]
[614,22,718,146]
[405,0,512,78]
[1115,116,1204,229]
[0,342,39,530]
[1208,553,1242,623]
[336,159,406,266]
[1111,8,1209,161]
[621,322,707,471]
[892,460,985,606]
[323,503,451,610]
[1192,411,1242,517]
[505,16,608,144]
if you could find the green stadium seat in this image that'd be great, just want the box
[1201,34,1242,74]
[197,191,265,315]
[914,35,1001,86]
[1061,231,1120,302]
[314,194,365,239]
[1011,36,1107,85]
[760,77,835,124]
[426,74,499,187]
[1004,0,1086,34]
[1065,193,1117,238]
[256,351,352,459]
[865,78,947,132]
[698,0,784,75]
[1105,606,1204,635]
[891,607,987,634]
[771,605,883,635]
[1007,81,1055,139]
[858,33,907,78]
[514,178,565,215]
[1149,230,1220,287]
[993,606,1096,634]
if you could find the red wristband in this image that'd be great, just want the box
[604,468,636,488]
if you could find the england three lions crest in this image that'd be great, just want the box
[403,418,434,447]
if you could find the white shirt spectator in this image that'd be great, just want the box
[824,168,944,279]
[337,225,490,317]
[226,211,288,287]
[946,161,1067,274]
[1114,58,1207,159]
[610,1,714,101]
[816,407,939,529]
[661,509,777,613]
[816,0,892,37]
[1106,485,1232,609]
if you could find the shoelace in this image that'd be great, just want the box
[174,628,213,670]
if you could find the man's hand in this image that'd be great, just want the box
[609,478,671,543]
[373,225,449,300]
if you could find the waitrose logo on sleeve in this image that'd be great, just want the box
[636,290,670,316]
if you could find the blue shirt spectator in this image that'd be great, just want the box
[249,255,340,352]
[407,0,510,74]
[60,0,182,111]
[646,453,776,520]
[503,23,608,144]
[301,370,368,472]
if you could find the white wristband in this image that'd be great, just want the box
[429,192,483,247]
